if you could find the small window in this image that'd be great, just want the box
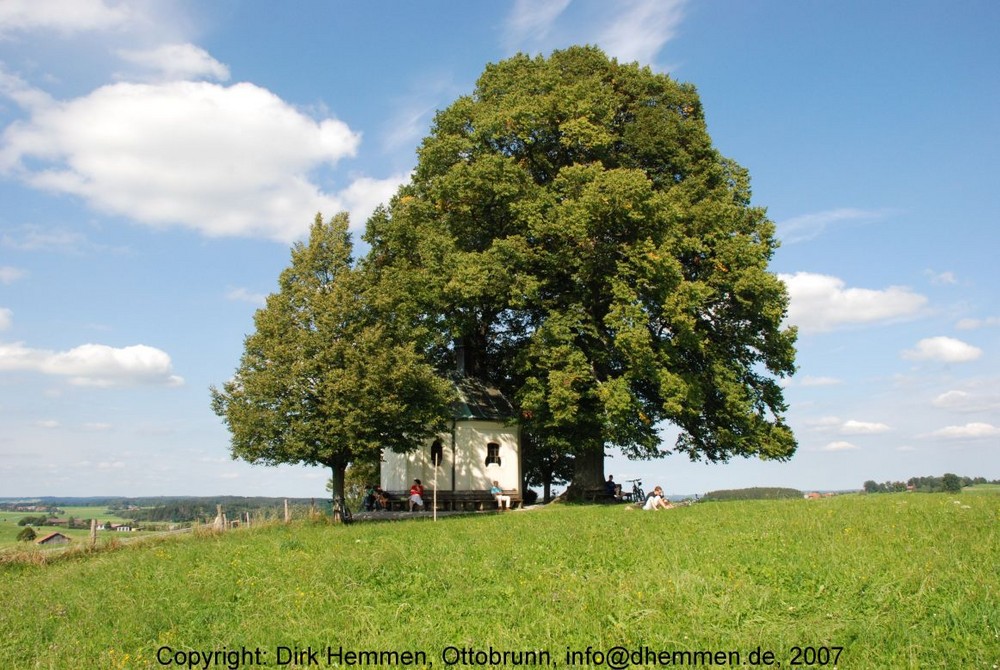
[430,438,443,466]
[485,442,501,466]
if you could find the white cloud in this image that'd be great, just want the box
[925,270,958,285]
[932,389,1000,413]
[780,272,928,333]
[926,423,1000,440]
[821,441,858,451]
[776,207,892,244]
[502,0,685,67]
[806,416,890,435]
[380,75,459,156]
[381,100,436,154]
[0,266,26,284]
[0,341,183,387]
[804,416,843,431]
[225,288,267,306]
[337,173,410,231]
[0,225,120,255]
[599,0,686,65]
[0,0,136,35]
[0,65,54,111]
[0,308,11,331]
[0,79,361,242]
[35,419,60,429]
[841,420,891,435]
[902,336,981,363]
[503,0,572,52]
[933,390,971,409]
[116,43,230,82]
[956,316,1000,330]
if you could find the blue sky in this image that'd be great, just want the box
[1,0,997,498]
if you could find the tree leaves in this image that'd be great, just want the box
[371,47,799,478]
[211,213,453,496]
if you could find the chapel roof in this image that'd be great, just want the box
[451,376,516,422]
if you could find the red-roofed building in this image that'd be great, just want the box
[36,532,72,545]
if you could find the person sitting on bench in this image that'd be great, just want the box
[604,475,621,499]
[362,485,378,512]
[490,481,511,510]
[409,479,425,512]
[374,486,389,511]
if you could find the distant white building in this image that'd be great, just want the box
[381,377,522,509]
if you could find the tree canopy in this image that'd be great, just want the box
[364,46,797,492]
[213,47,797,499]
[211,213,453,500]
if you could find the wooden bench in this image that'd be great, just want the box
[385,490,522,511]
[583,488,621,503]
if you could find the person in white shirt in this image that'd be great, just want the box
[642,486,674,510]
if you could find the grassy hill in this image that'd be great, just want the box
[1,493,997,668]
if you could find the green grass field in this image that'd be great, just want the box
[0,493,996,669]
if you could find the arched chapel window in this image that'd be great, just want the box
[485,442,501,466]
[430,438,443,466]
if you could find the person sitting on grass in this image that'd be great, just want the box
[642,486,674,510]
[490,481,511,510]
[409,479,425,512]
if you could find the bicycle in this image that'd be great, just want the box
[626,478,645,503]
[333,496,354,524]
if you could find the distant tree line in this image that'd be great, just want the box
[122,503,218,523]
[863,474,998,494]
[16,515,90,528]
[119,497,328,523]
[16,515,50,526]
[1,503,62,514]
[701,487,803,502]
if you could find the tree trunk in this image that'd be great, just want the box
[329,462,347,522]
[568,447,605,500]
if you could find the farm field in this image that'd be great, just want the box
[0,492,997,669]
[0,506,137,548]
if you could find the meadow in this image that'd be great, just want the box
[0,492,996,669]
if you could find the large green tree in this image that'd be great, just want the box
[211,213,453,503]
[365,47,797,494]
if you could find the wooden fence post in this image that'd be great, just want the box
[284,499,290,523]
[90,518,97,548]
